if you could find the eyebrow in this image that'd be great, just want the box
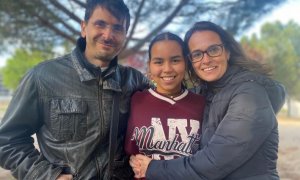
[93,19,105,24]
[191,49,202,53]
[152,57,163,61]
[170,55,182,59]
[192,43,222,52]
[93,19,123,26]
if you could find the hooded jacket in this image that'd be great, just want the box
[146,65,285,180]
[0,38,149,180]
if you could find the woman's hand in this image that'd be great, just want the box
[130,154,152,178]
[129,155,142,178]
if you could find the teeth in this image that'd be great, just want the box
[203,67,216,71]
[162,77,174,81]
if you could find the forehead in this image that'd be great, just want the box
[189,30,222,48]
[151,40,183,55]
[89,6,125,25]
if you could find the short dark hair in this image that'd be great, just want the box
[84,0,130,32]
[184,21,271,82]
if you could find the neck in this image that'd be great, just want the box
[86,55,110,68]
[157,88,184,99]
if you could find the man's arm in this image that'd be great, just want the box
[0,69,62,179]
[145,83,278,180]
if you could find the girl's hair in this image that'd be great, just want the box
[148,32,187,59]
[148,32,193,88]
[184,21,272,84]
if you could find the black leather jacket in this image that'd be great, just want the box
[0,39,149,180]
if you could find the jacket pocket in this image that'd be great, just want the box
[50,98,87,141]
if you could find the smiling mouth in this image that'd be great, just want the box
[202,66,217,71]
[99,42,115,48]
[95,39,115,48]
[161,76,175,81]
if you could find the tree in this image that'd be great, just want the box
[0,49,50,90]
[241,21,300,100]
[0,0,285,59]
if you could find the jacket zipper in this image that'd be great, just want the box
[98,77,104,137]
[94,156,101,180]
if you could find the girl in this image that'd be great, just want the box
[124,32,205,178]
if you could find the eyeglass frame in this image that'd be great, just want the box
[188,44,225,63]
[93,20,126,36]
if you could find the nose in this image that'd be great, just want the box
[201,53,211,64]
[102,27,114,40]
[163,62,174,72]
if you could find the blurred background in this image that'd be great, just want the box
[0,0,299,179]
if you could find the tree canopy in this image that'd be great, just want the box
[0,0,288,91]
[0,0,285,59]
[241,21,300,100]
[0,49,50,90]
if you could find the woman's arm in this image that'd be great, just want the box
[142,82,279,180]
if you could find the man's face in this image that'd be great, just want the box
[81,6,127,67]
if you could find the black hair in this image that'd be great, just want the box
[84,0,130,31]
[184,21,271,83]
[148,32,187,60]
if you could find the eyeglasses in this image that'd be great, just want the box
[94,20,126,35]
[189,44,224,63]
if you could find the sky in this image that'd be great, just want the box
[245,0,300,36]
[0,0,299,67]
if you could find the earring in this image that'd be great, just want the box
[148,72,157,88]
[151,79,157,88]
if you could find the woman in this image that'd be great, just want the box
[131,21,286,179]
[124,32,205,178]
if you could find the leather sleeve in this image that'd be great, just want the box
[146,82,280,180]
[0,69,62,179]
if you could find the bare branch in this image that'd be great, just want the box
[39,1,80,36]
[35,13,77,44]
[123,0,146,49]
[71,0,86,8]
[121,0,190,58]
[0,0,287,59]
[49,0,82,23]
[18,1,77,44]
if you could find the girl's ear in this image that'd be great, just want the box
[147,72,152,79]
[147,60,151,79]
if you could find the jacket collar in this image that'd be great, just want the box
[206,65,242,89]
[71,37,119,82]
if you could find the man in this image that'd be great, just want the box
[0,0,148,179]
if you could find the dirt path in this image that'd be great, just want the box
[277,118,300,180]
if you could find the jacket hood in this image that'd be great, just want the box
[233,67,285,114]
[207,65,286,114]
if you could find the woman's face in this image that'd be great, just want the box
[188,30,230,82]
[149,40,186,95]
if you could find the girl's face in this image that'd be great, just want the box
[188,30,230,82]
[149,40,186,95]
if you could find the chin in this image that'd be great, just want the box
[201,76,218,82]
